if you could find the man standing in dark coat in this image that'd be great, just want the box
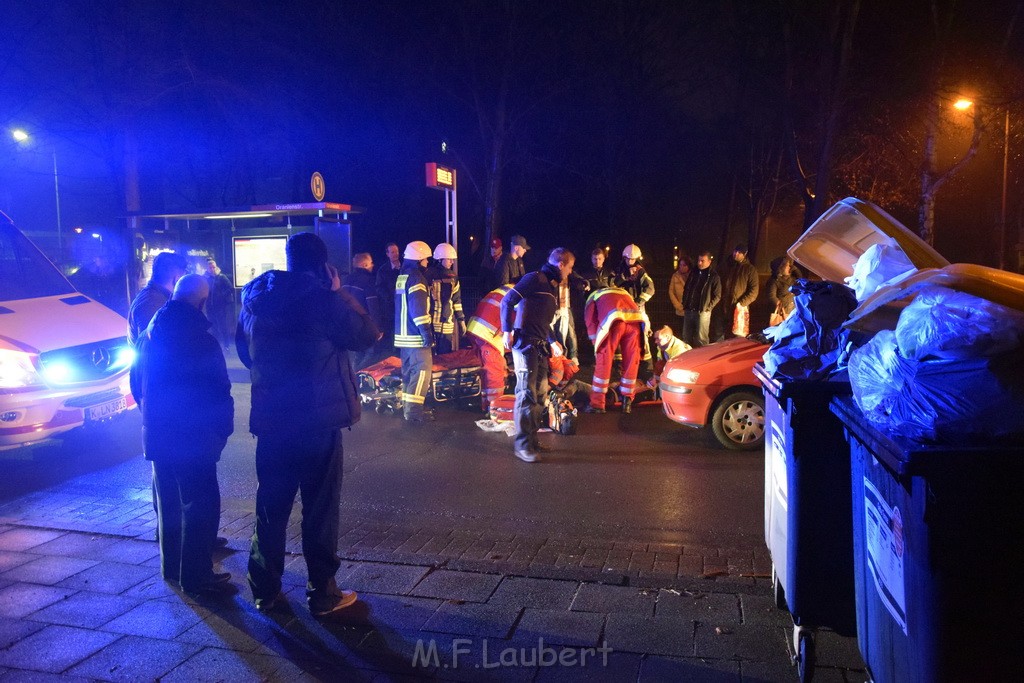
[343,252,381,370]
[139,274,233,596]
[501,247,575,463]
[203,258,235,351]
[236,232,380,616]
[495,234,529,286]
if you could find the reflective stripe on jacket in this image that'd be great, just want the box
[466,285,513,351]
[584,287,646,351]
[394,262,432,348]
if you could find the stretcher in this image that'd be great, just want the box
[487,391,578,435]
[357,349,483,415]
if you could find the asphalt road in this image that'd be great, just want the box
[2,379,765,549]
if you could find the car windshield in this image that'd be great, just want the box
[0,221,76,300]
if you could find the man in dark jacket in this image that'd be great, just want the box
[719,243,759,339]
[139,274,233,597]
[374,242,402,352]
[236,232,380,617]
[343,252,381,370]
[681,251,722,348]
[495,234,529,286]
[128,251,188,402]
[203,258,235,351]
[501,247,575,463]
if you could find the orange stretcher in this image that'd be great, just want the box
[357,349,483,415]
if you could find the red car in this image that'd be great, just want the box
[660,337,769,451]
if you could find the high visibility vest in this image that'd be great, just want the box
[466,285,513,351]
[394,268,431,348]
[585,287,646,351]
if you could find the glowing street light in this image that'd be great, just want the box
[953,98,973,110]
[10,128,64,263]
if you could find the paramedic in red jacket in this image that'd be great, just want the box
[584,285,646,414]
[465,284,513,413]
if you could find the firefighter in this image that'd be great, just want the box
[465,283,514,413]
[584,285,646,414]
[395,241,435,422]
[426,243,465,354]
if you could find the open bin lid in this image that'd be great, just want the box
[844,262,1024,334]
[787,197,948,284]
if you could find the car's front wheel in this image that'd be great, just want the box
[710,391,765,450]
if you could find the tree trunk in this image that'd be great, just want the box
[917,95,939,245]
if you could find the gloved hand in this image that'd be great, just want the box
[458,320,467,336]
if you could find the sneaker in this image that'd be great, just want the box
[622,397,633,414]
[255,591,284,612]
[309,587,358,617]
[584,405,606,414]
[514,449,539,463]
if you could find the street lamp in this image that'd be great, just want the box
[10,128,63,264]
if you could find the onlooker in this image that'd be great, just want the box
[578,248,614,292]
[426,243,466,354]
[720,243,759,338]
[70,254,126,314]
[584,285,644,414]
[236,232,379,617]
[203,258,235,352]
[496,234,529,286]
[501,247,575,463]
[668,255,693,325]
[479,238,503,293]
[681,251,721,348]
[375,242,402,352]
[466,284,514,412]
[551,273,588,363]
[343,252,381,369]
[766,256,799,324]
[394,241,436,422]
[139,274,233,596]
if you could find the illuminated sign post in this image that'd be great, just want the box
[425,162,458,254]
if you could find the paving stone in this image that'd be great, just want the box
[739,593,792,628]
[410,570,501,602]
[693,622,791,664]
[570,583,656,616]
[386,633,537,683]
[423,601,521,638]
[533,651,641,682]
[100,600,212,639]
[67,634,203,681]
[0,584,75,619]
[115,571,181,601]
[813,628,867,671]
[86,539,160,565]
[0,528,64,552]
[353,627,447,676]
[28,533,120,560]
[162,647,294,682]
[603,613,693,657]
[338,592,442,629]
[639,655,741,682]
[0,668,95,682]
[0,618,46,649]
[0,624,120,673]
[342,562,430,595]
[177,602,292,654]
[657,589,741,624]
[514,608,605,647]
[487,576,579,610]
[28,590,139,628]
[1,555,99,585]
[0,550,35,573]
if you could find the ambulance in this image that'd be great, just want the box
[0,212,136,450]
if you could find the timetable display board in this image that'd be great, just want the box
[232,236,288,288]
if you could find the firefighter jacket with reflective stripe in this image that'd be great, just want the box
[466,285,513,351]
[585,287,646,351]
[394,261,432,348]
[426,264,464,334]
[614,266,655,308]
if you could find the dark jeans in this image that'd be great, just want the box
[248,429,343,600]
[152,458,220,589]
[512,342,549,454]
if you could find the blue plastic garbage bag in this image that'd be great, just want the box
[763,280,858,380]
[849,330,1024,443]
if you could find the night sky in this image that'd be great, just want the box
[2,0,1022,274]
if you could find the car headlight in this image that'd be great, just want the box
[113,345,136,370]
[0,349,44,389]
[665,367,700,384]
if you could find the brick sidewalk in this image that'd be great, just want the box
[0,489,867,681]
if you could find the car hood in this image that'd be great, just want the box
[0,295,128,354]
[666,337,768,372]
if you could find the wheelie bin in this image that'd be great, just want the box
[757,363,856,683]
[830,395,1024,682]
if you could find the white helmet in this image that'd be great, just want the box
[404,240,432,260]
[433,243,457,260]
[622,244,642,260]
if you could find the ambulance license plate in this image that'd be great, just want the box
[86,396,127,421]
